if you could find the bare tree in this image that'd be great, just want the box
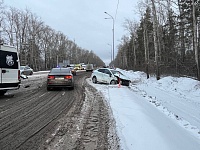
[2,3,105,70]
[0,0,6,43]
[143,15,150,79]
[151,0,160,80]
[0,0,4,24]
[123,19,139,70]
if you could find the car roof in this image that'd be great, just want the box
[97,68,113,71]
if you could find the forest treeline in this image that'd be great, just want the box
[0,1,105,71]
[1,0,200,80]
[114,0,200,80]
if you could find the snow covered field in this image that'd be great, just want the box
[87,69,200,150]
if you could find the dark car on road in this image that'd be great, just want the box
[47,68,74,90]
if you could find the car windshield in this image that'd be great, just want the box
[110,70,123,75]
[51,68,70,73]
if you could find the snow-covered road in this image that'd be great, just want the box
[87,69,200,150]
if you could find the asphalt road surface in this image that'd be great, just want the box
[0,71,119,150]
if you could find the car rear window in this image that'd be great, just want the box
[51,68,70,73]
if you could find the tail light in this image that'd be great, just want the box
[64,75,72,79]
[48,75,55,79]
[18,70,20,80]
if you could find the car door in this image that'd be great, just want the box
[95,69,105,82]
[102,69,112,83]
[24,66,30,75]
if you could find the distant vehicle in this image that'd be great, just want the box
[68,66,76,76]
[91,68,131,86]
[85,64,93,72]
[82,64,86,70]
[0,45,21,96]
[47,68,74,90]
[20,65,33,75]
[74,64,82,70]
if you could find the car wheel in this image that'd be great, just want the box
[92,76,97,83]
[47,87,51,91]
[110,80,116,85]
[30,71,33,75]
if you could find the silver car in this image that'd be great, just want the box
[20,66,33,75]
[47,68,74,90]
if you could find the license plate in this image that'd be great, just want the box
[55,77,64,80]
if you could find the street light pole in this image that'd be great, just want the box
[104,12,114,63]
[107,43,112,63]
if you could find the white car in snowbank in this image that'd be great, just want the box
[91,68,131,86]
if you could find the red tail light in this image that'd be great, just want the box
[64,75,72,79]
[18,70,20,80]
[48,75,55,79]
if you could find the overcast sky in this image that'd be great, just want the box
[5,0,139,65]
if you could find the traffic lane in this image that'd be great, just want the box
[0,71,91,149]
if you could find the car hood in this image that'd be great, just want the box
[113,73,130,81]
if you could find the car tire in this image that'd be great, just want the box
[110,80,116,85]
[30,71,33,75]
[92,76,97,83]
[47,87,51,91]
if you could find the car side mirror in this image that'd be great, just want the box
[110,74,112,77]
